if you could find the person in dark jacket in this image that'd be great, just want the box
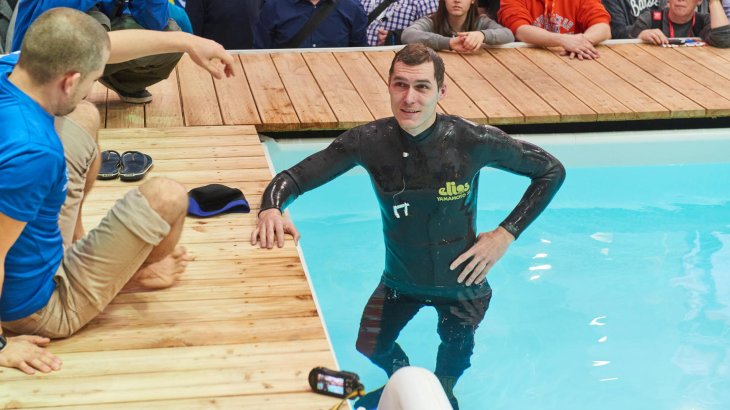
[602,0,666,39]
[630,0,730,47]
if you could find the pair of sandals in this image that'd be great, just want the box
[98,150,154,181]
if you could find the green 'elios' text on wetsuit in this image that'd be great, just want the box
[261,114,566,298]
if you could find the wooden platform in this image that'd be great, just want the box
[88,44,730,131]
[0,126,341,409]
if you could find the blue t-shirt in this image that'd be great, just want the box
[0,53,67,322]
[12,0,171,52]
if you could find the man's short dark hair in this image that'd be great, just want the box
[389,44,445,88]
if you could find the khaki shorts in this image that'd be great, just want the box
[3,117,170,338]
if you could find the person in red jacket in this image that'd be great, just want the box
[498,0,611,60]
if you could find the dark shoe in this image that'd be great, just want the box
[120,151,153,182]
[97,150,121,180]
[353,386,384,410]
[99,78,152,104]
[115,88,152,104]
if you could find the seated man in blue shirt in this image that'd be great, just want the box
[254,0,368,49]
[0,7,234,375]
[13,0,182,103]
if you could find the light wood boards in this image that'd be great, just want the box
[0,126,339,409]
[93,46,728,130]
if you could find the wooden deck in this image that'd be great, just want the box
[0,126,341,409]
[88,44,730,131]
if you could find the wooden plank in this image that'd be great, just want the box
[49,316,328,353]
[302,52,374,128]
[43,392,340,410]
[488,48,596,122]
[596,45,705,118]
[334,52,393,119]
[611,44,730,116]
[518,48,632,121]
[100,135,260,148]
[562,52,669,119]
[99,125,257,139]
[89,145,265,161]
[271,53,338,129]
[92,297,317,327]
[673,46,730,83]
[240,53,300,131]
[105,89,145,128]
[145,68,184,127]
[91,168,272,184]
[364,50,396,82]
[177,54,223,126]
[639,44,730,102]
[214,55,261,125]
[463,51,559,123]
[439,52,523,124]
[439,72,487,121]
[0,340,330,381]
[87,81,107,128]
[701,45,730,62]
[110,278,312,304]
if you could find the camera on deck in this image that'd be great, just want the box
[308,367,364,399]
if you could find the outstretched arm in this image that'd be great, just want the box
[107,30,235,79]
[251,130,362,248]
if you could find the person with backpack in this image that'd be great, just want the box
[630,0,730,47]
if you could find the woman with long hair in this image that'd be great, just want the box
[402,0,513,51]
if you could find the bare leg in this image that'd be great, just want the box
[122,177,193,291]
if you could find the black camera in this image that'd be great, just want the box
[308,367,364,399]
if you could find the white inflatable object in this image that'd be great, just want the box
[372,366,453,410]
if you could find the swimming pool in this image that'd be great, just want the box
[264,129,730,410]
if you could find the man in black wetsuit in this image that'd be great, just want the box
[251,43,565,409]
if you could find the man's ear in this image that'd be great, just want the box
[60,71,81,96]
[438,83,447,101]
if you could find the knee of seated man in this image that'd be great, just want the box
[138,177,188,222]
[67,100,101,143]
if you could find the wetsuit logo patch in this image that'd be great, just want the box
[437,181,470,201]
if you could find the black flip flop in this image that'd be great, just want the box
[97,150,121,180]
[119,151,153,182]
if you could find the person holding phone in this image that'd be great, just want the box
[630,0,730,47]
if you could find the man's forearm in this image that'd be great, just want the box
[108,30,190,64]
[583,23,612,44]
[515,25,566,47]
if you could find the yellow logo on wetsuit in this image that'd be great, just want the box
[437,181,470,201]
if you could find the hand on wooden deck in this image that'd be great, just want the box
[251,209,301,249]
[638,29,669,46]
[559,33,601,60]
[0,335,62,375]
[187,36,236,80]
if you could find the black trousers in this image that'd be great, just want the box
[356,281,491,380]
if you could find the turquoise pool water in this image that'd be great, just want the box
[265,134,730,410]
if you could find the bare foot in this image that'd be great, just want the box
[123,246,194,291]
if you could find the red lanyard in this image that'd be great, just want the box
[543,0,554,31]
[669,13,696,38]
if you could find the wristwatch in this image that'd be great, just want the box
[0,334,7,353]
